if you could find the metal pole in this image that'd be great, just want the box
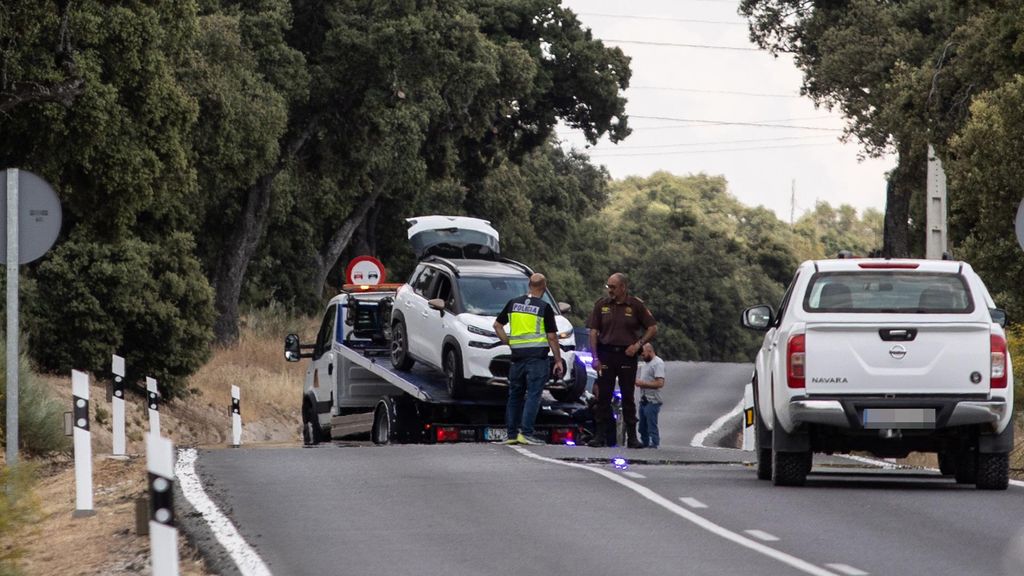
[72,370,95,517]
[112,355,126,457]
[231,385,241,448]
[147,377,160,435]
[146,433,179,576]
[6,168,18,466]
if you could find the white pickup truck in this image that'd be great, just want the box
[741,258,1014,489]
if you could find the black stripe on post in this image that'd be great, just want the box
[73,395,90,432]
[231,398,240,416]
[148,391,160,412]
[148,472,175,527]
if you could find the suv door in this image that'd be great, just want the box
[421,271,455,369]
[403,266,438,364]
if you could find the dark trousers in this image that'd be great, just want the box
[595,347,639,427]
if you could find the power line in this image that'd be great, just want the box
[576,12,746,26]
[587,135,834,151]
[585,142,845,157]
[630,85,801,98]
[604,39,761,51]
[630,114,844,132]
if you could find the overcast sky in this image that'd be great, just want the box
[556,0,896,223]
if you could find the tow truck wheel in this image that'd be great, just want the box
[444,347,467,399]
[302,400,323,446]
[372,401,392,445]
[391,320,414,371]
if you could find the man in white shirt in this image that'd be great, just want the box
[635,343,666,449]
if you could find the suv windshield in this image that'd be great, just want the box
[803,272,973,313]
[458,276,556,316]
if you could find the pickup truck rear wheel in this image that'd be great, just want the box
[937,450,956,476]
[754,407,772,480]
[954,448,978,484]
[772,450,810,486]
[975,453,1009,490]
[390,320,415,371]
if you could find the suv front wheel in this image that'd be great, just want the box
[391,319,414,371]
[444,347,467,399]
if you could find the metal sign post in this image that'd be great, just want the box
[147,377,161,435]
[112,355,127,458]
[231,385,242,448]
[5,169,18,467]
[146,433,179,576]
[72,370,95,517]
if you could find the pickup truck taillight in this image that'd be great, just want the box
[991,334,1008,389]
[787,334,806,388]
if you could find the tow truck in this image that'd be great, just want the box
[285,283,583,445]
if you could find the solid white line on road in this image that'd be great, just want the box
[825,563,869,575]
[622,471,646,479]
[744,529,779,542]
[691,398,744,448]
[679,497,707,509]
[176,449,273,576]
[512,446,841,576]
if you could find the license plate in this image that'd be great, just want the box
[862,408,936,429]
[483,428,508,441]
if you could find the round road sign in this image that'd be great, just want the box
[345,256,386,285]
[0,169,63,264]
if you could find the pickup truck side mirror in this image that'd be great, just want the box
[990,308,1008,328]
[741,305,774,331]
[558,302,571,314]
[284,333,315,362]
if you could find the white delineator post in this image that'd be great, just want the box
[146,377,161,435]
[112,354,127,457]
[146,433,179,576]
[742,383,755,452]
[72,370,96,517]
[231,385,242,448]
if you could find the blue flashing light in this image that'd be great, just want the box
[613,390,622,400]
[612,457,628,469]
[576,353,593,366]
[564,440,576,446]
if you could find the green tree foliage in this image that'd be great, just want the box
[0,354,69,457]
[26,233,213,398]
[793,202,884,260]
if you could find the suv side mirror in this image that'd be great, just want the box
[741,305,774,331]
[427,298,446,313]
[990,308,1008,328]
[558,302,571,314]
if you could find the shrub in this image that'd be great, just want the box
[0,462,39,575]
[0,353,69,457]
[25,233,214,399]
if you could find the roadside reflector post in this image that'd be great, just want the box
[742,383,755,452]
[231,385,241,448]
[147,377,160,435]
[71,370,96,517]
[146,433,179,576]
[112,354,127,458]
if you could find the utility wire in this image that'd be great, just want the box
[576,12,746,26]
[630,85,801,98]
[587,135,834,151]
[630,114,844,131]
[586,142,844,157]
[603,39,761,51]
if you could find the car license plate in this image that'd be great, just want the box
[862,408,936,429]
[484,428,508,441]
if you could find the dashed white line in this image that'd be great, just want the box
[744,529,779,542]
[622,471,646,479]
[176,448,272,576]
[825,563,869,575]
[679,497,708,509]
[511,446,840,576]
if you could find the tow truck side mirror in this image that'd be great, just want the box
[990,308,1008,328]
[284,333,315,362]
[741,305,774,331]
[558,302,571,314]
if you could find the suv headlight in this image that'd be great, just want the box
[467,325,497,338]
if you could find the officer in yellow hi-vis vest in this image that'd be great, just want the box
[493,273,565,445]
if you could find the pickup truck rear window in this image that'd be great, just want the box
[803,272,974,313]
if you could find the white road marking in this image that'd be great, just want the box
[691,398,743,448]
[176,449,273,576]
[825,563,869,575]
[744,529,779,542]
[679,497,707,509]
[513,446,841,576]
[622,471,646,479]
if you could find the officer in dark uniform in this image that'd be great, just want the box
[586,272,657,448]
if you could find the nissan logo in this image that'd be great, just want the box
[889,344,907,360]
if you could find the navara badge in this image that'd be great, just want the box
[889,344,907,360]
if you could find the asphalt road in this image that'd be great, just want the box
[185,361,1024,576]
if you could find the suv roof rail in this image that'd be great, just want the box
[500,257,534,276]
[422,255,461,277]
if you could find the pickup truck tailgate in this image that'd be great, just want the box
[804,323,992,395]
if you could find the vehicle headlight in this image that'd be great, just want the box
[467,325,497,338]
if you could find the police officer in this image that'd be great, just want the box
[587,272,657,448]
[494,273,565,445]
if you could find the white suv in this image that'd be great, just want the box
[741,257,1014,489]
[390,216,584,401]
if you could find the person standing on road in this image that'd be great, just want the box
[587,273,657,448]
[636,343,666,449]
[494,273,565,445]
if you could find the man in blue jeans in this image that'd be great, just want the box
[493,273,565,445]
[636,343,666,448]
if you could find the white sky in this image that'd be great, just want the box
[556,0,896,223]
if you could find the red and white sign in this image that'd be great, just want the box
[345,256,386,285]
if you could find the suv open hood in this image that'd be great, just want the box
[407,215,500,260]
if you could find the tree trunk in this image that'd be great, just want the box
[882,140,921,258]
[309,189,384,300]
[211,122,317,345]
